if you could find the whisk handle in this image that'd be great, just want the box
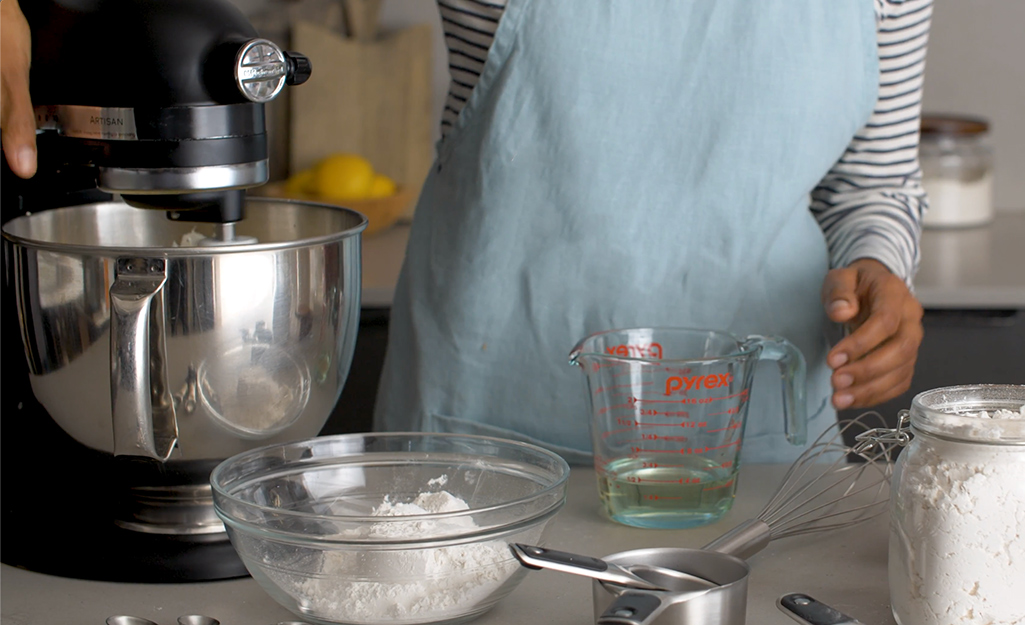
[702,519,771,560]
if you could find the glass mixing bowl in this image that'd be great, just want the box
[211,433,571,625]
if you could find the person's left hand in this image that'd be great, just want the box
[821,258,924,410]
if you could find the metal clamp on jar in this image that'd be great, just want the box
[919,115,995,229]
[857,385,1025,625]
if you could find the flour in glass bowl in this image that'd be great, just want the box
[889,405,1025,625]
[286,486,524,624]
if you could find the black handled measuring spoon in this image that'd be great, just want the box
[510,544,719,592]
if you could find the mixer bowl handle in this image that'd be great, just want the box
[109,257,178,460]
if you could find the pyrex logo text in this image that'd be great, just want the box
[665,373,733,396]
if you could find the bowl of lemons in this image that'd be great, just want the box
[259,153,414,236]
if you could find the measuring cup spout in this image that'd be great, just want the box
[739,335,808,447]
[568,336,590,366]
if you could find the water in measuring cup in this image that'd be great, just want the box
[597,455,739,529]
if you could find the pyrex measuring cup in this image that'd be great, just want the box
[570,327,808,529]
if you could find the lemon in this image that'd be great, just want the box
[367,173,397,198]
[284,169,315,194]
[312,154,375,201]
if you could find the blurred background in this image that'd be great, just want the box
[226,0,1025,435]
[235,0,1024,209]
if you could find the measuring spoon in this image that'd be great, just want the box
[178,617,220,625]
[511,544,718,591]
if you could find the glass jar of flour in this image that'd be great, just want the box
[920,116,995,228]
[886,385,1025,625]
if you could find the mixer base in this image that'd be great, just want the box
[0,338,249,583]
[2,519,249,583]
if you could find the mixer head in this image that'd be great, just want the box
[19,0,312,227]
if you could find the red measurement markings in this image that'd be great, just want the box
[635,409,691,418]
[623,476,702,485]
[597,403,635,415]
[629,396,681,405]
[644,495,683,501]
[676,420,707,428]
[618,434,690,444]
[612,418,693,428]
[662,367,693,375]
[628,440,739,455]
[639,405,688,415]
[604,421,709,440]
[708,405,744,417]
[706,422,742,433]
[603,425,678,439]
[702,479,735,492]
[633,461,722,470]
[632,389,750,405]
[629,448,690,455]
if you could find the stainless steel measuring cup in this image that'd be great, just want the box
[510,543,718,591]
[570,327,808,528]
[591,547,749,625]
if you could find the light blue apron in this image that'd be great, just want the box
[374,0,880,465]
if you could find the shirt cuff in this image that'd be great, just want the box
[832,232,918,289]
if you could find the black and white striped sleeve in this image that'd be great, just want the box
[437,0,507,136]
[810,0,933,288]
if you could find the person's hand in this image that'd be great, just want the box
[1,0,37,178]
[822,258,924,410]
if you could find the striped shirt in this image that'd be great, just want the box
[437,0,932,286]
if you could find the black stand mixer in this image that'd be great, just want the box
[0,0,352,583]
[8,0,310,220]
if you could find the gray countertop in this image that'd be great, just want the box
[361,212,1025,310]
[1,463,893,625]
[916,212,1025,309]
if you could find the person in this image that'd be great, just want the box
[2,0,929,465]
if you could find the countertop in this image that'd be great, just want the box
[0,463,893,625]
[915,211,1025,309]
[360,212,1025,309]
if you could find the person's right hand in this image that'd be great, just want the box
[1,0,37,178]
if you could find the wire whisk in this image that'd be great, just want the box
[702,411,898,560]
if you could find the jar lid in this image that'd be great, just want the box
[909,385,1025,444]
[921,115,990,137]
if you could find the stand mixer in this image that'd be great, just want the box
[1,0,366,582]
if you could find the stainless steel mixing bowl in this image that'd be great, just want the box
[2,197,366,534]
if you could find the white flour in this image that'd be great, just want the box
[921,172,994,228]
[286,488,522,624]
[889,406,1025,625]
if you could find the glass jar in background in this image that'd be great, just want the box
[886,385,1025,625]
[919,115,995,228]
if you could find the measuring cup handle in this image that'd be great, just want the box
[596,591,671,625]
[744,335,807,447]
